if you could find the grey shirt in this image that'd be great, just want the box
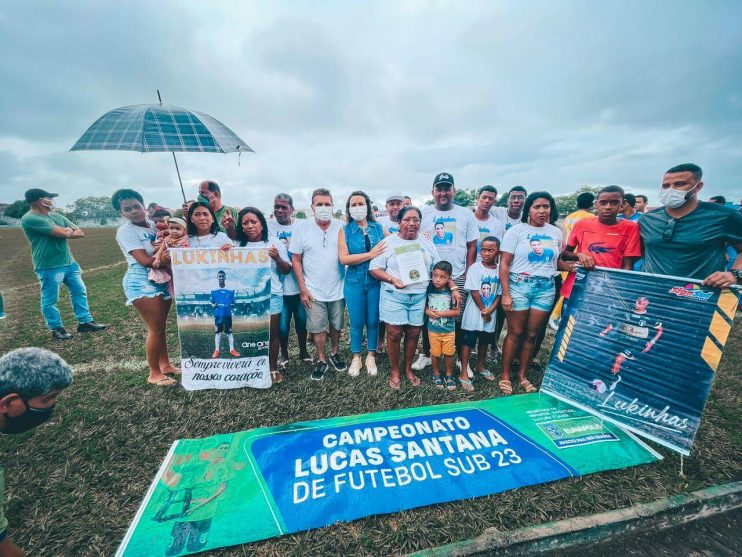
[639,202,742,280]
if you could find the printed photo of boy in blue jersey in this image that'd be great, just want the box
[211,270,240,358]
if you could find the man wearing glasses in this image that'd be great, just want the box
[290,188,347,380]
[640,163,742,287]
[491,186,527,231]
[268,194,312,368]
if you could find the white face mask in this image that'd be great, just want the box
[659,183,697,209]
[349,205,367,221]
[314,206,333,222]
[40,198,54,209]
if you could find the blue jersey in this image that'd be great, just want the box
[210,289,235,318]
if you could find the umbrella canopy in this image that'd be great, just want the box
[70,103,253,154]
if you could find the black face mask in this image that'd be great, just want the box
[2,404,55,435]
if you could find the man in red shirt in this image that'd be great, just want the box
[559,185,641,299]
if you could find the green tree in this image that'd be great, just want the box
[333,209,343,219]
[554,186,601,216]
[4,200,29,218]
[295,210,307,219]
[64,196,119,221]
[453,188,477,208]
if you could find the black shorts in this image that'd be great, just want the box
[462,329,496,348]
[214,315,233,334]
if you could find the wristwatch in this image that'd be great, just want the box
[732,269,742,283]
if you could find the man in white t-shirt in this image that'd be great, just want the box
[268,193,311,367]
[378,192,404,235]
[289,188,347,381]
[473,185,506,261]
[413,172,477,370]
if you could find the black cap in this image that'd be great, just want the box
[25,188,58,203]
[433,172,454,188]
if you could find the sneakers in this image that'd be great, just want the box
[411,354,431,371]
[548,317,560,331]
[329,352,347,371]
[229,349,240,357]
[365,353,378,376]
[51,327,73,341]
[311,361,329,381]
[77,321,107,333]
[212,350,220,358]
[348,355,362,377]
[278,357,289,369]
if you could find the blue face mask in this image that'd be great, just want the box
[197,194,210,204]
[2,402,55,434]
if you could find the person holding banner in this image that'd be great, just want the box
[290,188,347,381]
[112,189,178,386]
[370,206,440,389]
[236,207,292,384]
[187,202,234,250]
[338,191,387,377]
[499,192,563,395]
[640,163,742,287]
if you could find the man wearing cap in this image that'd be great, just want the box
[413,173,478,371]
[378,192,405,235]
[20,189,107,341]
[196,180,240,240]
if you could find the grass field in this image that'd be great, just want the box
[0,226,740,557]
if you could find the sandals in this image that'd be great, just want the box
[498,379,513,395]
[479,369,495,381]
[459,379,475,392]
[389,378,401,390]
[432,375,444,388]
[520,379,537,393]
[445,376,456,391]
[148,377,177,387]
[406,374,421,387]
[271,370,284,384]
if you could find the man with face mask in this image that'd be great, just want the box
[290,188,347,381]
[0,347,73,557]
[640,163,742,287]
[20,189,107,341]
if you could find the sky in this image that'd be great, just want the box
[1,0,741,211]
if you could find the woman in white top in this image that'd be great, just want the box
[236,207,292,384]
[499,191,566,395]
[186,202,234,249]
[112,188,178,387]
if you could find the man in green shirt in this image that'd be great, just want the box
[197,180,239,240]
[20,189,107,341]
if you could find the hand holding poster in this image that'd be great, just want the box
[542,268,738,455]
[170,248,272,390]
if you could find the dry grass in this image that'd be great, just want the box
[0,227,740,557]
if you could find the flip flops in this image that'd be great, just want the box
[407,374,421,387]
[459,379,475,392]
[479,369,495,381]
[148,377,177,387]
[388,378,401,390]
[271,370,284,384]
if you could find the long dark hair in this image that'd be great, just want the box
[187,201,219,236]
[345,190,375,223]
[236,207,269,245]
[522,192,559,225]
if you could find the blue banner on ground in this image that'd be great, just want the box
[542,268,738,455]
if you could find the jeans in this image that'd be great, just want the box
[345,274,381,353]
[279,294,307,339]
[35,262,93,329]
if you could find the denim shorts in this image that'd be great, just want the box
[509,273,555,312]
[123,264,171,306]
[380,288,426,327]
[270,294,284,315]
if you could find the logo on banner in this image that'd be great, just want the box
[669,284,713,301]
[538,417,619,449]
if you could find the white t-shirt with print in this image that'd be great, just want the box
[369,234,440,295]
[378,215,399,235]
[289,219,345,302]
[461,261,502,332]
[268,219,300,296]
[116,220,157,266]
[501,223,563,277]
[490,207,522,232]
[244,238,289,296]
[421,205,479,277]
[188,231,233,248]
[473,213,506,262]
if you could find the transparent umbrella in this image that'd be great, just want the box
[70,91,252,202]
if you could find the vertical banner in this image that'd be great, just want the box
[542,268,737,455]
[170,248,272,390]
[115,395,659,557]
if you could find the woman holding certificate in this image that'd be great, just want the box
[370,206,440,389]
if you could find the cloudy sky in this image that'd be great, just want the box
[1,0,741,211]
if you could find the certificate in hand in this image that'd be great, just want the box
[395,243,428,286]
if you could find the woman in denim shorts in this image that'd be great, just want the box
[370,206,440,389]
[499,192,566,395]
[236,207,292,384]
[113,189,179,387]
